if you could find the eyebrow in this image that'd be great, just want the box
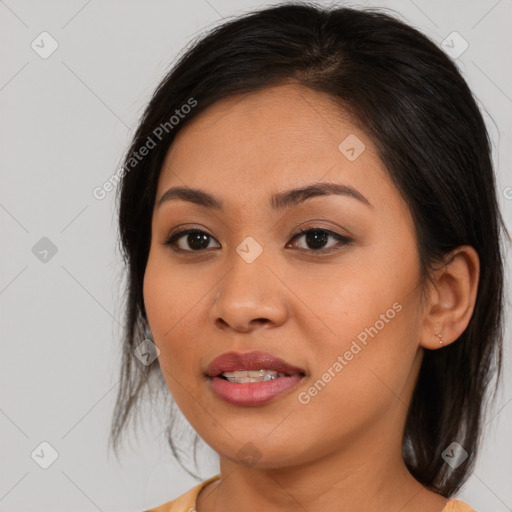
[156,182,372,211]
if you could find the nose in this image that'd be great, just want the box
[209,255,289,333]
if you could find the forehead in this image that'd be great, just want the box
[157,83,394,211]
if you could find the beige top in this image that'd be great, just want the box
[144,474,477,512]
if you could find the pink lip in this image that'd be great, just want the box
[209,374,305,406]
[205,351,306,407]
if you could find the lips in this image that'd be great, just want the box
[205,350,307,407]
[205,350,306,377]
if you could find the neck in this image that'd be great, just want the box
[197,418,448,512]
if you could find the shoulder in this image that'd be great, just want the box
[442,499,477,512]
[144,481,474,512]
[144,474,221,512]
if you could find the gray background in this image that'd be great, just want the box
[1,0,511,510]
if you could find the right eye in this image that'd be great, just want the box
[163,229,221,252]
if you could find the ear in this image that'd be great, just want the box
[419,245,480,350]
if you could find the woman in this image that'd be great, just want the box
[110,2,507,511]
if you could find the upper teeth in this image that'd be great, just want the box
[220,369,288,383]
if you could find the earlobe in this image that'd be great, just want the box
[419,246,480,350]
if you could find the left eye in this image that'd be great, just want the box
[288,228,352,252]
[163,227,352,253]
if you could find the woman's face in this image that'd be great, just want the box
[143,83,427,468]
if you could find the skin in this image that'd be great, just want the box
[143,83,480,512]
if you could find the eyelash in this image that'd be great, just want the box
[163,226,352,254]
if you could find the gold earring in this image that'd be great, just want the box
[436,332,443,345]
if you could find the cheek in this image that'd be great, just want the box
[143,248,222,411]
[288,238,418,353]
[293,297,420,446]
[290,234,422,409]
[143,253,196,369]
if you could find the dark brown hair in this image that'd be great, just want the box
[109,1,507,496]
